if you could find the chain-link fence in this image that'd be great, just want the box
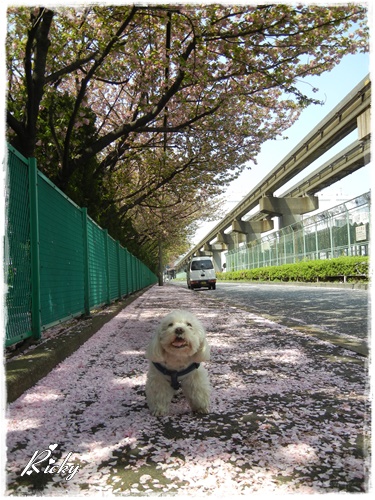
[4,145,157,347]
[226,192,370,272]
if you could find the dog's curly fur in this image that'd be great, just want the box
[145,310,210,416]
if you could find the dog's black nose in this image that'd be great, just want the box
[175,327,184,336]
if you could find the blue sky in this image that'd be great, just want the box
[193,50,371,244]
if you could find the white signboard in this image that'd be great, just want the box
[355,224,367,242]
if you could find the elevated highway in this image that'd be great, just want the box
[178,74,371,270]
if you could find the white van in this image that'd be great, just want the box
[187,256,217,290]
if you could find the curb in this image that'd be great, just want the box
[5,288,150,403]
[216,279,369,290]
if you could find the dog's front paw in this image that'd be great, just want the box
[150,406,169,417]
[193,405,210,414]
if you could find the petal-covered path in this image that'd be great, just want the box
[6,284,369,496]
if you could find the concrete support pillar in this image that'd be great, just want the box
[217,231,237,251]
[212,250,222,272]
[203,243,212,254]
[232,219,274,243]
[358,108,371,140]
[230,220,246,247]
[216,232,228,246]
[279,213,302,228]
[192,244,222,272]
[259,195,319,230]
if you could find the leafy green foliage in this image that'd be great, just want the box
[217,257,369,283]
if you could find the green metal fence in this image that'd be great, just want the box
[4,144,157,347]
[4,147,33,344]
[226,192,371,272]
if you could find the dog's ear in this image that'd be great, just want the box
[146,332,165,362]
[193,337,210,362]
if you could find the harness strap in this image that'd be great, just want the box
[153,362,200,390]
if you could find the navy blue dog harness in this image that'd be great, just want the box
[153,362,200,390]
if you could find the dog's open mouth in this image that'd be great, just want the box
[171,339,188,349]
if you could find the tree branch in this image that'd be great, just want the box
[6,110,26,140]
[118,157,197,217]
[45,52,100,85]
[75,37,197,166]
[60,5,139,185]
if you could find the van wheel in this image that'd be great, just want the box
[212,284,216,290]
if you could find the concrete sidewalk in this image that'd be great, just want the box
[5,284,369,495]
[5,289,148,403]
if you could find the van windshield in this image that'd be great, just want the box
[191,260,213,270]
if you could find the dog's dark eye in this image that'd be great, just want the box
[187,322,192,327]
[168,322,173,327]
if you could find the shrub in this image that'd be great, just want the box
[217,256,369,283]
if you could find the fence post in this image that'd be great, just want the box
[329,215,334,258]
[315,222,319,259]
[82,208,91,316]
[116,241,121,299]
[104,229,111,304]
[345,204,352,256]
[124,249,129,296]
[138,259,141,289]
[28,158,41,340]
[129,253,133,293]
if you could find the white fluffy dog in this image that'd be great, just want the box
[145,310,210,416]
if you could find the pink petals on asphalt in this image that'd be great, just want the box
[6,285,369,495]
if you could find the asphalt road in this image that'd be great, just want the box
[171,281,370,352]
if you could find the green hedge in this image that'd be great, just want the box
[217,256,369,283]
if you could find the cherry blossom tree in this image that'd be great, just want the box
[129,184,224,281]
[6,4,369,265]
